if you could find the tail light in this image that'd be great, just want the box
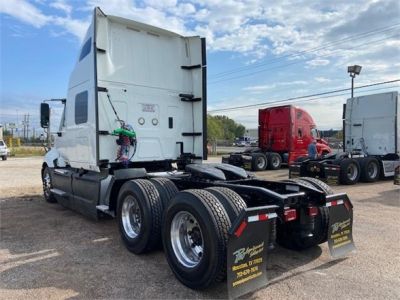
[308,206,318,216]
[284,209,297,222]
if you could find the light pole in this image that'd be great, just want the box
[347,65,362,98]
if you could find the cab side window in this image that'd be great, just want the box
[75,91,88,124]
[79,38,91,61]
[298,128,303,138]
[311,128,319,139]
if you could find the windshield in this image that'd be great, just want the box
[311,128,319,139]
[0,141,4,146]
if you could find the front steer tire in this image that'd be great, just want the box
[117,179,162,254]
[162,189,231,289]
[42,167,57,203]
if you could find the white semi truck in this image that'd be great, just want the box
[290,91,399,184]
[40,8,355,296]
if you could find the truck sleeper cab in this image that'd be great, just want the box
[41,8,355,294]
[223,105,331,171]
[290,91,400,185]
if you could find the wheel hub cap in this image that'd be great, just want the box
[121,195,141,238]
[170,211,204,268]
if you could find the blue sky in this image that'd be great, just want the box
[1,0,399,136]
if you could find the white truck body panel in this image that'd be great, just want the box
[52,8,205,171]
[344,91,399,156]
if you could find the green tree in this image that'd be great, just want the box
[207,114,246,141]
[335,130,343,140]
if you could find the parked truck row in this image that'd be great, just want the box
[40,8,355,297]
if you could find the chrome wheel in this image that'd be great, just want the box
[367,161,378,178]
[256,157,266,169]
[43,171,51,198]
[121,195,142,239]
[347,163,359,181]
[170,211,204,268]
[271,156,280,168]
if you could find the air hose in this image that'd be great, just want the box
[112,124,137,167]
[106,91,137,166]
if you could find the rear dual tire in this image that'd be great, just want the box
[251,153,268,171]
[336,157,380,184]
[268,153,282,170]
[162,189,231,289]
[251,152,282,171]
[337,158,361,185]
[117,179,163,254]
[360,157,380,182]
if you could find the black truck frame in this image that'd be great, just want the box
[222,148,283,172]
[289,152,400,185]
[42,161,355,297]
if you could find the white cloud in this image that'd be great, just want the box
[315,77,331,83]
[243,80,308,92]
[0,0,90,42]
[52,17,90,42]
[49,0,72,16]
[306,59,330,67]
[0,0,50,28]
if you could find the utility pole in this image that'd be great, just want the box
[27,113,30,142]
[23,114,26,142]
[347,65,362,98]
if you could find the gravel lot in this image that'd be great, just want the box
[1,156,399,299]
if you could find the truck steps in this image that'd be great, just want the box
[96,205,115,217]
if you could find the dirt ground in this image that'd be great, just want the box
[1,156,399,299]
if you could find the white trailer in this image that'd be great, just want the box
[290,91,400,184]
[40,7,355,295]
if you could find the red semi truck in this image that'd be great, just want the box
[222,105,332,171]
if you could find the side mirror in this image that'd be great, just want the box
[40,103,50,128]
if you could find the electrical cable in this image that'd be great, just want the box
[208,79,400,113]
[209,34,399,84]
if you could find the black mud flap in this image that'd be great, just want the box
[323,165,340,185]
[289,164,300,178]
[227,205,278,299]
[326,194,355,258]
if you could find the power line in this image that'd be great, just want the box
[209,33,399,84]
[271,85,400,106]
[211,23,400,79]
[212,85,400,118]
[208,79,400,113]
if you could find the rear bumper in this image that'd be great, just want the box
[0,150,8,156]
